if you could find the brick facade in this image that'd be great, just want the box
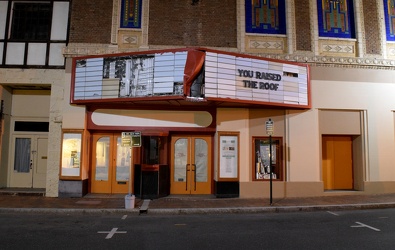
[295,0,312,51]
[148,0,237,47]
[362,0,381,55]
[69,0,113,43]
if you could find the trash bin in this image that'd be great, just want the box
[125,194,135,209]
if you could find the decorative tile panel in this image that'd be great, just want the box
[317,0,356,38]
[319,40,356,56]
[245,35,287,53]
[245,0,286,34]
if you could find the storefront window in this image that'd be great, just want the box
[60,132,82,177]
[253,137,282,181]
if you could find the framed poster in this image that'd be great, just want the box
[252,137,283,181]
[218,132,239,180]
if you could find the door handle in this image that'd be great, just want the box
[192,164,196,191]
[185,164,190,191]
[30,160,33,170]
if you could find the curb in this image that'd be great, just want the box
[145,202,395,215]
[1,202,395,215]
[0,208,140,215]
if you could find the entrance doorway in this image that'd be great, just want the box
[10,135,48,188]
[91,133,130,194]
[170,135,212,194]
[322,135,353,190]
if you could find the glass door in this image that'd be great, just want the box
[91,134,130,193]
[170,135,212,194]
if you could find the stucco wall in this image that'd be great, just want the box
[311,66,395,183]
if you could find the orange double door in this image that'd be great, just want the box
[91,134,131,194]
[170,135,212,194]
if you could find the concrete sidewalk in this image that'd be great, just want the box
[1,189,395,214]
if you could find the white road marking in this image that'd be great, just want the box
[122,215,128,220]
[351,222,381,232]
[326,211,339,216]
[98,228,127,239]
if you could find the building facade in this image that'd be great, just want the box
[2,0,395,199]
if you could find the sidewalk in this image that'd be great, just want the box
[1,189,395,215]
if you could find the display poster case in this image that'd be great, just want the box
[253,137,282,181]
[218,132,239,181]
[60,131,82,178]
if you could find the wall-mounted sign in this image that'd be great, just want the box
[121,132,132,147]
[122,132,141,147]
[131,132,141,147]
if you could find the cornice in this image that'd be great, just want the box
[63,44,395,70]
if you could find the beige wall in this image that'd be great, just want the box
[285,109,320,182]
[312,66,395,182]
[61,73,86,129]
[11,91,50,117]
[216,108,250,182]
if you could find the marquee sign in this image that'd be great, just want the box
[71,48,309,108]
[204,51,309,107]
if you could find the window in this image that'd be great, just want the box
[142,136,160,165]
[60,132,82,178]
[120,0,142,29]
[10,2,52,41]
[1,1,68,67]
[245,0,286,34]
[384,0,395,41]
[253,137,283,181]
[317,0,355,39]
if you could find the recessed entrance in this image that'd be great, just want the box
[91,133,130,194]
[170,135,212,194]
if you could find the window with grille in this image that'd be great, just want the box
[10,2,52,41]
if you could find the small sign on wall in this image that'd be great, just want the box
[121,132,141,147]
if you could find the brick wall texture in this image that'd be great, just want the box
[69,0,113,43]
[363,0,381,55]
[148,0,237,47]
[295,0,311,51]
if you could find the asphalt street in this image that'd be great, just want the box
[1,208,394,249]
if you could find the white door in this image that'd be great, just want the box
[10,135,48,188]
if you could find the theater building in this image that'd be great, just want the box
[59,47,309,198]
[2,0,395,199]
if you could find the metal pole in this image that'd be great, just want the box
[129,147,133,196]
[269,135,273,205]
